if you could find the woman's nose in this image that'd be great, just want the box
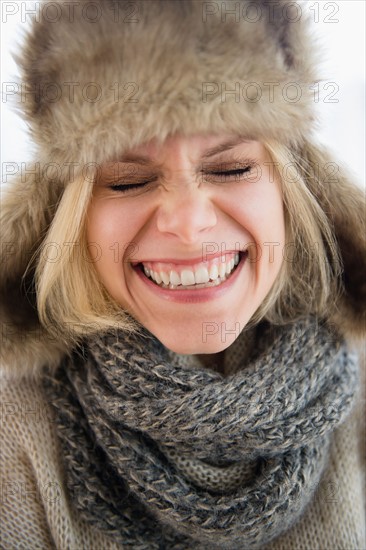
[156,188,217,244]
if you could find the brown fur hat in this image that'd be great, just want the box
[1,0,365,377]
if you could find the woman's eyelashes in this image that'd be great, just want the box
[201,157,258,181]
[202,165,254,183]
[109,178,156,194]
[105,159,258,194]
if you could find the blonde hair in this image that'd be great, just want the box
[251,141,341,326]
[35,174,138,343]
[34,141,341,342]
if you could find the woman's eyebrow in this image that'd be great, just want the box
[114,138,250,165]
[201,138,250,159]
[115,154,155,165]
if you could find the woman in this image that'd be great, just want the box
[1,1,365,548]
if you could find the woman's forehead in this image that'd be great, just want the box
[107,135,263,164]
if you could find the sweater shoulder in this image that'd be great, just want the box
[1,373,54,422]
[0,375,119,550]
[0,374,60,463]
[267,393,366,550]
[0,376,60,548]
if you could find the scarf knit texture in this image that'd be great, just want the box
[43,317,358,549]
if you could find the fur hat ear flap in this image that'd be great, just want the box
[0,170,66,377]
[301,141,366,339]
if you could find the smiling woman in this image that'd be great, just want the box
[85,137,287,353]
[1,1,365,549]
[35,137,340,356]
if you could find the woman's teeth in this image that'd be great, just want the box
[141,253,241,290]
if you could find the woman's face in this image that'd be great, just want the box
[87,134,285,354]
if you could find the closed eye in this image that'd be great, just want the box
[212,167,251,177]
[203,165,254,182]
[106,163,256,192]
[109,179,156,193]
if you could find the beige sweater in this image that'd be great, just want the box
[1,377,365,550]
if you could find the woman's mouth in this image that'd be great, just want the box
[134,251,246,290]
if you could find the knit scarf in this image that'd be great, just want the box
[43,317,358,549]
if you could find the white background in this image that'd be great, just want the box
[1,1,365,187]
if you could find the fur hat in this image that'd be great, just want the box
[1,0,365,377]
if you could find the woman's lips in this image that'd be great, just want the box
[133,251,247,293]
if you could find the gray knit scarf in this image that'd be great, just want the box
[43,317,358,549]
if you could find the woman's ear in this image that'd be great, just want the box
[301,141,366,339]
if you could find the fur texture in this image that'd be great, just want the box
[1,0,365,377]
[19,0,318,171]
